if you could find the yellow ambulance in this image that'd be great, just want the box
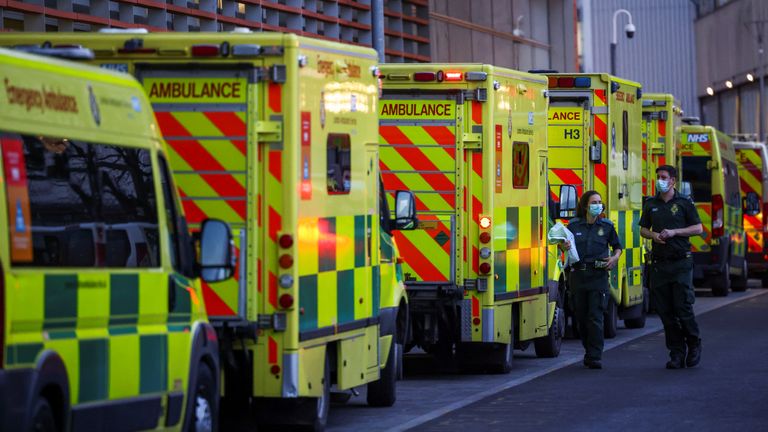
[378,63,564,373]
[0,32,416,430]
[679,121,747,295]
[734,140,768,286]
[544,73,646,335]
[0,47,234,432]
[641,93,683,307]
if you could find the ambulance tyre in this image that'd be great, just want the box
[490,341,513,374]
[534,306,564,358]
[731,260,748,292]
[30,397,57,432]
[294,354,330,431]
[604,298,618,339]
[711,263,731,297]
[762,273,768,289]
[367,325,399,407]
[190,363,217,432]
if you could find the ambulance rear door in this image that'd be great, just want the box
[547,97,591,207]
[379,93,461,286]
[136,65,260,323]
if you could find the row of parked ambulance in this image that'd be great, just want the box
[0,31,765,432]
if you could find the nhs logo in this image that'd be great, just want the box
[687,133,709,143]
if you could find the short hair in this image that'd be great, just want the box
[656,165,677,179]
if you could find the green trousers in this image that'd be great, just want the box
[650,257,700,357]
[569,268,608,361]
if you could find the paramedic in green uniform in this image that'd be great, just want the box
[560,190,622,369]
[639,165,703,369]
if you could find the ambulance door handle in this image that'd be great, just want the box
[168,276,177,312]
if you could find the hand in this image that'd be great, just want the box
[559,240,571,251]
[658,229,677,240]
[604,255,620,270]
[651,231,666,244]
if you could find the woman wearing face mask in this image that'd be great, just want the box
[559,190,622,369]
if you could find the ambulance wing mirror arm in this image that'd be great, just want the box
[393,190,418,231]
[558,185,578,219]
[744,192,761,216]
[198,219,236,283]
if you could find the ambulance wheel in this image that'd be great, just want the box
[604,298,618,339]
[190,363,217,432]
[534,306,564,358]
[761,274,768,289]
[29,397,57,432]
[731,260,748,292]
[367,331,400,406]
[489,342,513,374]
[711,264,731,297]
[294,354,330,431]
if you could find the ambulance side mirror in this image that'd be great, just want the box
[589,140,602,162]
[393,190,418,231]
[744,192,761,216]
[199,219,236,283]
[558,185,578,219]
[679,181,693,200]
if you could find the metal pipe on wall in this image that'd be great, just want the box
[372,0,385,63]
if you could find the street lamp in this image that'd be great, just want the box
[611,9,635,76]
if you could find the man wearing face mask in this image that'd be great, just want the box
[559,190,622,369]
[639,165,704,369]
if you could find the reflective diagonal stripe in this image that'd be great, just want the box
[691,203,712,252]
[380,118,458,282]
[155,111,247,223]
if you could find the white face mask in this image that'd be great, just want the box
[657,178,671,193]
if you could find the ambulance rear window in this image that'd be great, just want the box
[1,134,160,268]
[327,133,351,195]
[681,156,712,202]
[512,141,530,189]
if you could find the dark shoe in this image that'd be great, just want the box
[686,339,702,368]
[666,356,685,369]
[584,359,603,369]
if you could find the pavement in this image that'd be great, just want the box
[326,282,768,432]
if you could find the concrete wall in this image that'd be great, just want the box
[581,0,699,117]
[428,0,577,71]
[694,0,768,137]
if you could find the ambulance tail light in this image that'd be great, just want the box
[279,294,294,309]
[478,216,492,277]
[465,72,488,82]
[712,194,725,238]
[414,72,436,82]
[277,233,294,288]
[445,71,463,81]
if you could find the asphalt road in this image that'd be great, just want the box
[326,282,768,432]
